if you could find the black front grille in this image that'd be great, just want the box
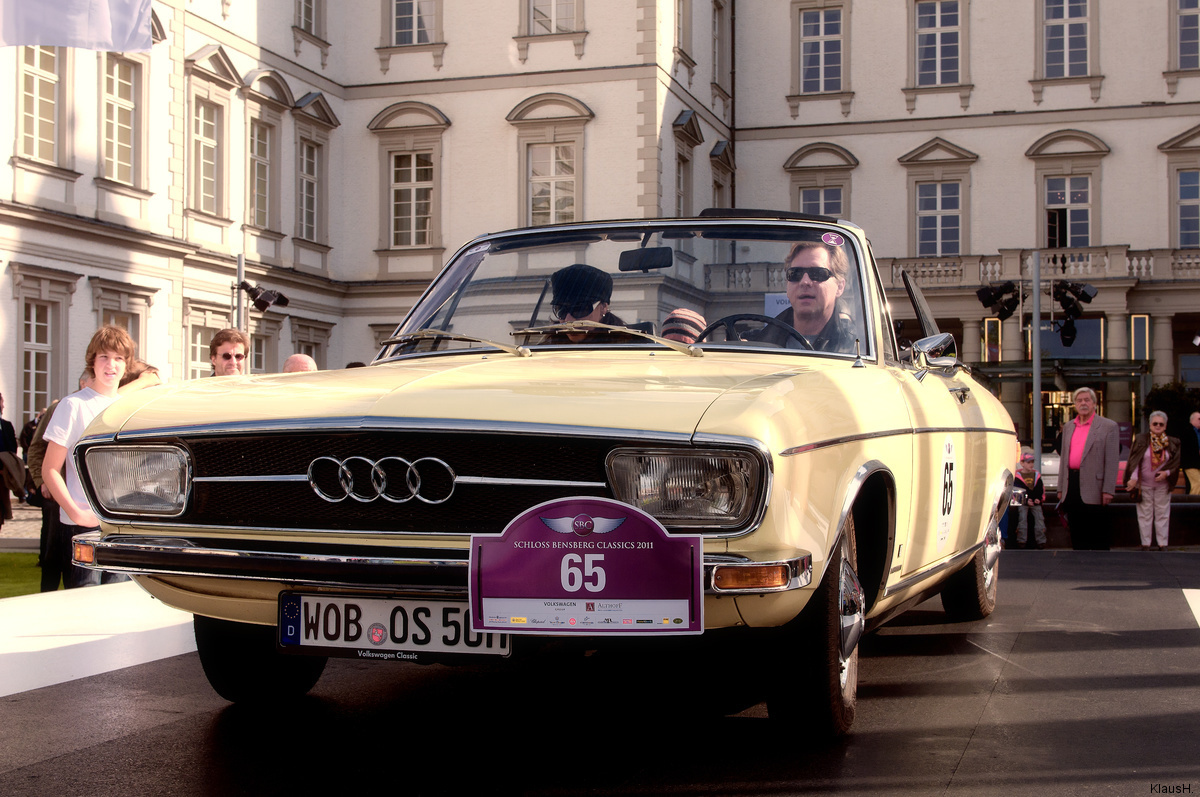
[155,430,644,534]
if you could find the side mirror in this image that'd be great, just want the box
[911,332,965,379]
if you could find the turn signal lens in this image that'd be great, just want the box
[72,539,96,565]
[712,564,790,591]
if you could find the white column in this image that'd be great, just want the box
[1000,315,1025,437]
[1106,311,1132,427]
[1152,313,1175,387]
[961,318,981,362]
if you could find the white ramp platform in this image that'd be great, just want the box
[0,582,195,697]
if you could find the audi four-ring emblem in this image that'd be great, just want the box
[307,456,456,504]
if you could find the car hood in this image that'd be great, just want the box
[98,352,828,440]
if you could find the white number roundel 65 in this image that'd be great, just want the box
[937,437,956,548]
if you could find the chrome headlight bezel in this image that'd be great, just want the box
[80,444,192,518]
[605,447,768,532]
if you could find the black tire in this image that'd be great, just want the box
[768,515,860,739]
[194,614,327,703]
[940,541,999,621]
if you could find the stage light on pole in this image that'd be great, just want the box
[975,281,1020,320]
[239,281,290,312]
[1059,317,1078,347]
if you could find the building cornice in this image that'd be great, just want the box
[342,63,657,100]
[734,101,1200,141]
[0,201,195,260]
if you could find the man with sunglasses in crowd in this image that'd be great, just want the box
[209,328,250,376]
[747,240,855,353]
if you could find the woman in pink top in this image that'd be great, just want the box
[1125,411,1181,550]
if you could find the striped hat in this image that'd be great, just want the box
[661,308,707,343]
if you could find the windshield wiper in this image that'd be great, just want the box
[514,321,703,358]
[383,329,532,357]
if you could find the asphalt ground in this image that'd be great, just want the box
[1,551,1198,796]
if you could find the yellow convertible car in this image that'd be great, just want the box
[74,210,1015,737]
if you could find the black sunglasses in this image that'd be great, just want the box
[786,266,834,283]
[220,352,246,361]
[553,301,597,321]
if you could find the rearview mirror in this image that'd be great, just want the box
[618,247,674,272]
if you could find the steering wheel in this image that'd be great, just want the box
[696,313,813,350]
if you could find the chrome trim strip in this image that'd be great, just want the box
[111,417,700,443]
[781,425,1016,456]
[75,533,807,597]
[455,476,607,488]
[834,459,892,562]
[881,540,983,598]
[194,475,309,483]
[193,473,607,489]
[913,426,1017,436]
[781,429,910,457]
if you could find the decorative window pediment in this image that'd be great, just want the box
[672,109,704,149]
[710,140,734,172]
[150,11,166,43]
[506,93,594,125]
[1159,123,1200,153]
[293,92,340,129]
[185,45,241,90]
[898,137,979,167]
[1025,129,1110,160]
[368,101,451,132]
[243,69,296,110]
[783,142,859,173]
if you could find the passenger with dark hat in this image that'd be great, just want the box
[547,264,629,343]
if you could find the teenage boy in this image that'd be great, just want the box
[42,326,136,588]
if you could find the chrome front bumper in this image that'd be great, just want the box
[72,532,811,596]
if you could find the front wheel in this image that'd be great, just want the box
[767,515,864,739]
[940,532,1000,621]
[194,615,327,703]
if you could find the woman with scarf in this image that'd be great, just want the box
[1125,411,1181,551]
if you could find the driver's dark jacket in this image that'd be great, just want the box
[744,307,857,353]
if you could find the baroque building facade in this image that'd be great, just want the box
[2,0,1199,448]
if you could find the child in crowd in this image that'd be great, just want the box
[1015,447,1047,549]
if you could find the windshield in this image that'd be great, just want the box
[379,220,874,361]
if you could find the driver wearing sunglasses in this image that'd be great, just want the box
[747,240,854,353]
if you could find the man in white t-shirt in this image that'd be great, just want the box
[42,325,136,588]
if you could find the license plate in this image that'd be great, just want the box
[278,593,510,659]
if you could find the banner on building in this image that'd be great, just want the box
[0,0,153,52]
